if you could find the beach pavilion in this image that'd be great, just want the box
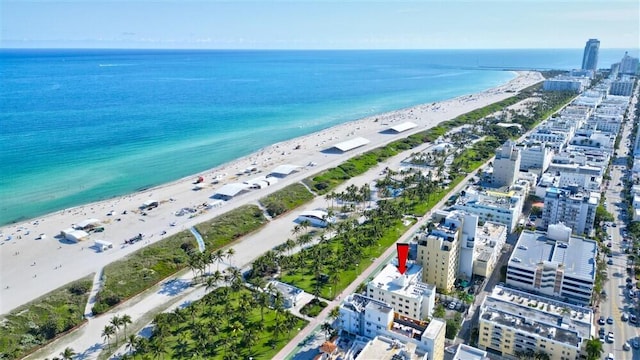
[212,183,250,200]
[269,164,302,178]
[330,137,370,153]
[388,121,418,133]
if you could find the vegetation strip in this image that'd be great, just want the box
[0,276,93,360]
[92,205,266,314]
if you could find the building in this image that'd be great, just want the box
[619,51,639,75]
[473,221,508,278]
[542,187,599,236]
[542,77,585,93]
[450,344,489,360]
[546,162,603,191]
[354,337,426,360]
[453,186,524,233]
[506,224,597,305]
[610,79,634,96]
[491,140,521,187]
[518,142,553,174]
[581,39,600,71]
[338,294,446,360]
[416,212,463,292]
[478,284,594,359]
[367,262,436,321]
[267,281,303,308]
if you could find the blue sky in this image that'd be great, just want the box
[1,0,638,49]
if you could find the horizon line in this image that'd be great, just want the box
[2,47,639,51]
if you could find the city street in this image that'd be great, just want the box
[601,89,640,360]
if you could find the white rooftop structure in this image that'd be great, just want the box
[74,218,101,230]
[332,137,370,152]
[452,344,488,360]
[389,122,418,133]
[297,209,335,227]
[269,164,301,177]
[213,183,250,199]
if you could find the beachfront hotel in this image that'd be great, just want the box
[581,38,600,71]
[477,284,593,359]
[505,224,597,306]
[452,185,524,233]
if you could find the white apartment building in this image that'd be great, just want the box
[528,129,569,152]
[610,79,634,96]
[367,262,436,321]
[338,294,446,360]
[506,224,597,305]
[478,284,594,359]
[517,142,553,174]
[546,162,603,191]
[542,77,585,93]
[453,186,524,233]
[587,113,623,134]
[491,140,521,187]
[619,52,639,75]
[542,187,599,236]
[473,221,507,278]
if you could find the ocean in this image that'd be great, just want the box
[0,48,634,225]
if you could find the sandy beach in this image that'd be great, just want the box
[0,70,543,314]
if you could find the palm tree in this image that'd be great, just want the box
[328,306,341,322]
[321,322,333,340]
[226,247,236,267]
[125,334,138,354]
[120,314,132,337]
[102,324,115,349]
[149,337,166,360]
[585,337,604,360]
[59,347,76,360]
[110,315,122,344]
[214,249,225,271]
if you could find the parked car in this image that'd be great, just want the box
[607,316,614,324]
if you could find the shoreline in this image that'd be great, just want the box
[0,70,544,314]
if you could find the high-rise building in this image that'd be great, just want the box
[619,51,639,75]
[542,187,599,236]
[491,140,521,187]
[581,39,600,71]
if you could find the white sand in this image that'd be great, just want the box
[0,71,543,314]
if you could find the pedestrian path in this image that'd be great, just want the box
[84,267,104,318]
[189,226,205,252]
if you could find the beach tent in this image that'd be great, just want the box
[213,183,250,200]
[75,218,101,230]
[388,122,418,133]
[269,164,302,178]
[331,137,370,152]
[61,229,89,242]
[141,200,159,209]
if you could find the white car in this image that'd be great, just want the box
[605,353,614,360]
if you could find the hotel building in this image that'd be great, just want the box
[478,284,593,359]
[505,224,597,305]
[541,187,599,236]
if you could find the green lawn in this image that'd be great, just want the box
[94,205,268,314]
[0,275,92,359]
[260,183,315,217]
[299,298,328,317]
[280,218,413,299]
[131,287,307,359]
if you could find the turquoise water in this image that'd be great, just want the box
[0,49,631,224]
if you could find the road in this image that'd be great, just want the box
[600,84,640,360]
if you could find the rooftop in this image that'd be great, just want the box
[356,336,424,360]
[480,285,592,348]
[452,344,488,360]
[369,263,434,300]
[509,230,597,281]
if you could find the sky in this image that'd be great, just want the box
[1,0,639,49]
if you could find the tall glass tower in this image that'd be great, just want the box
[581,39,600,71]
